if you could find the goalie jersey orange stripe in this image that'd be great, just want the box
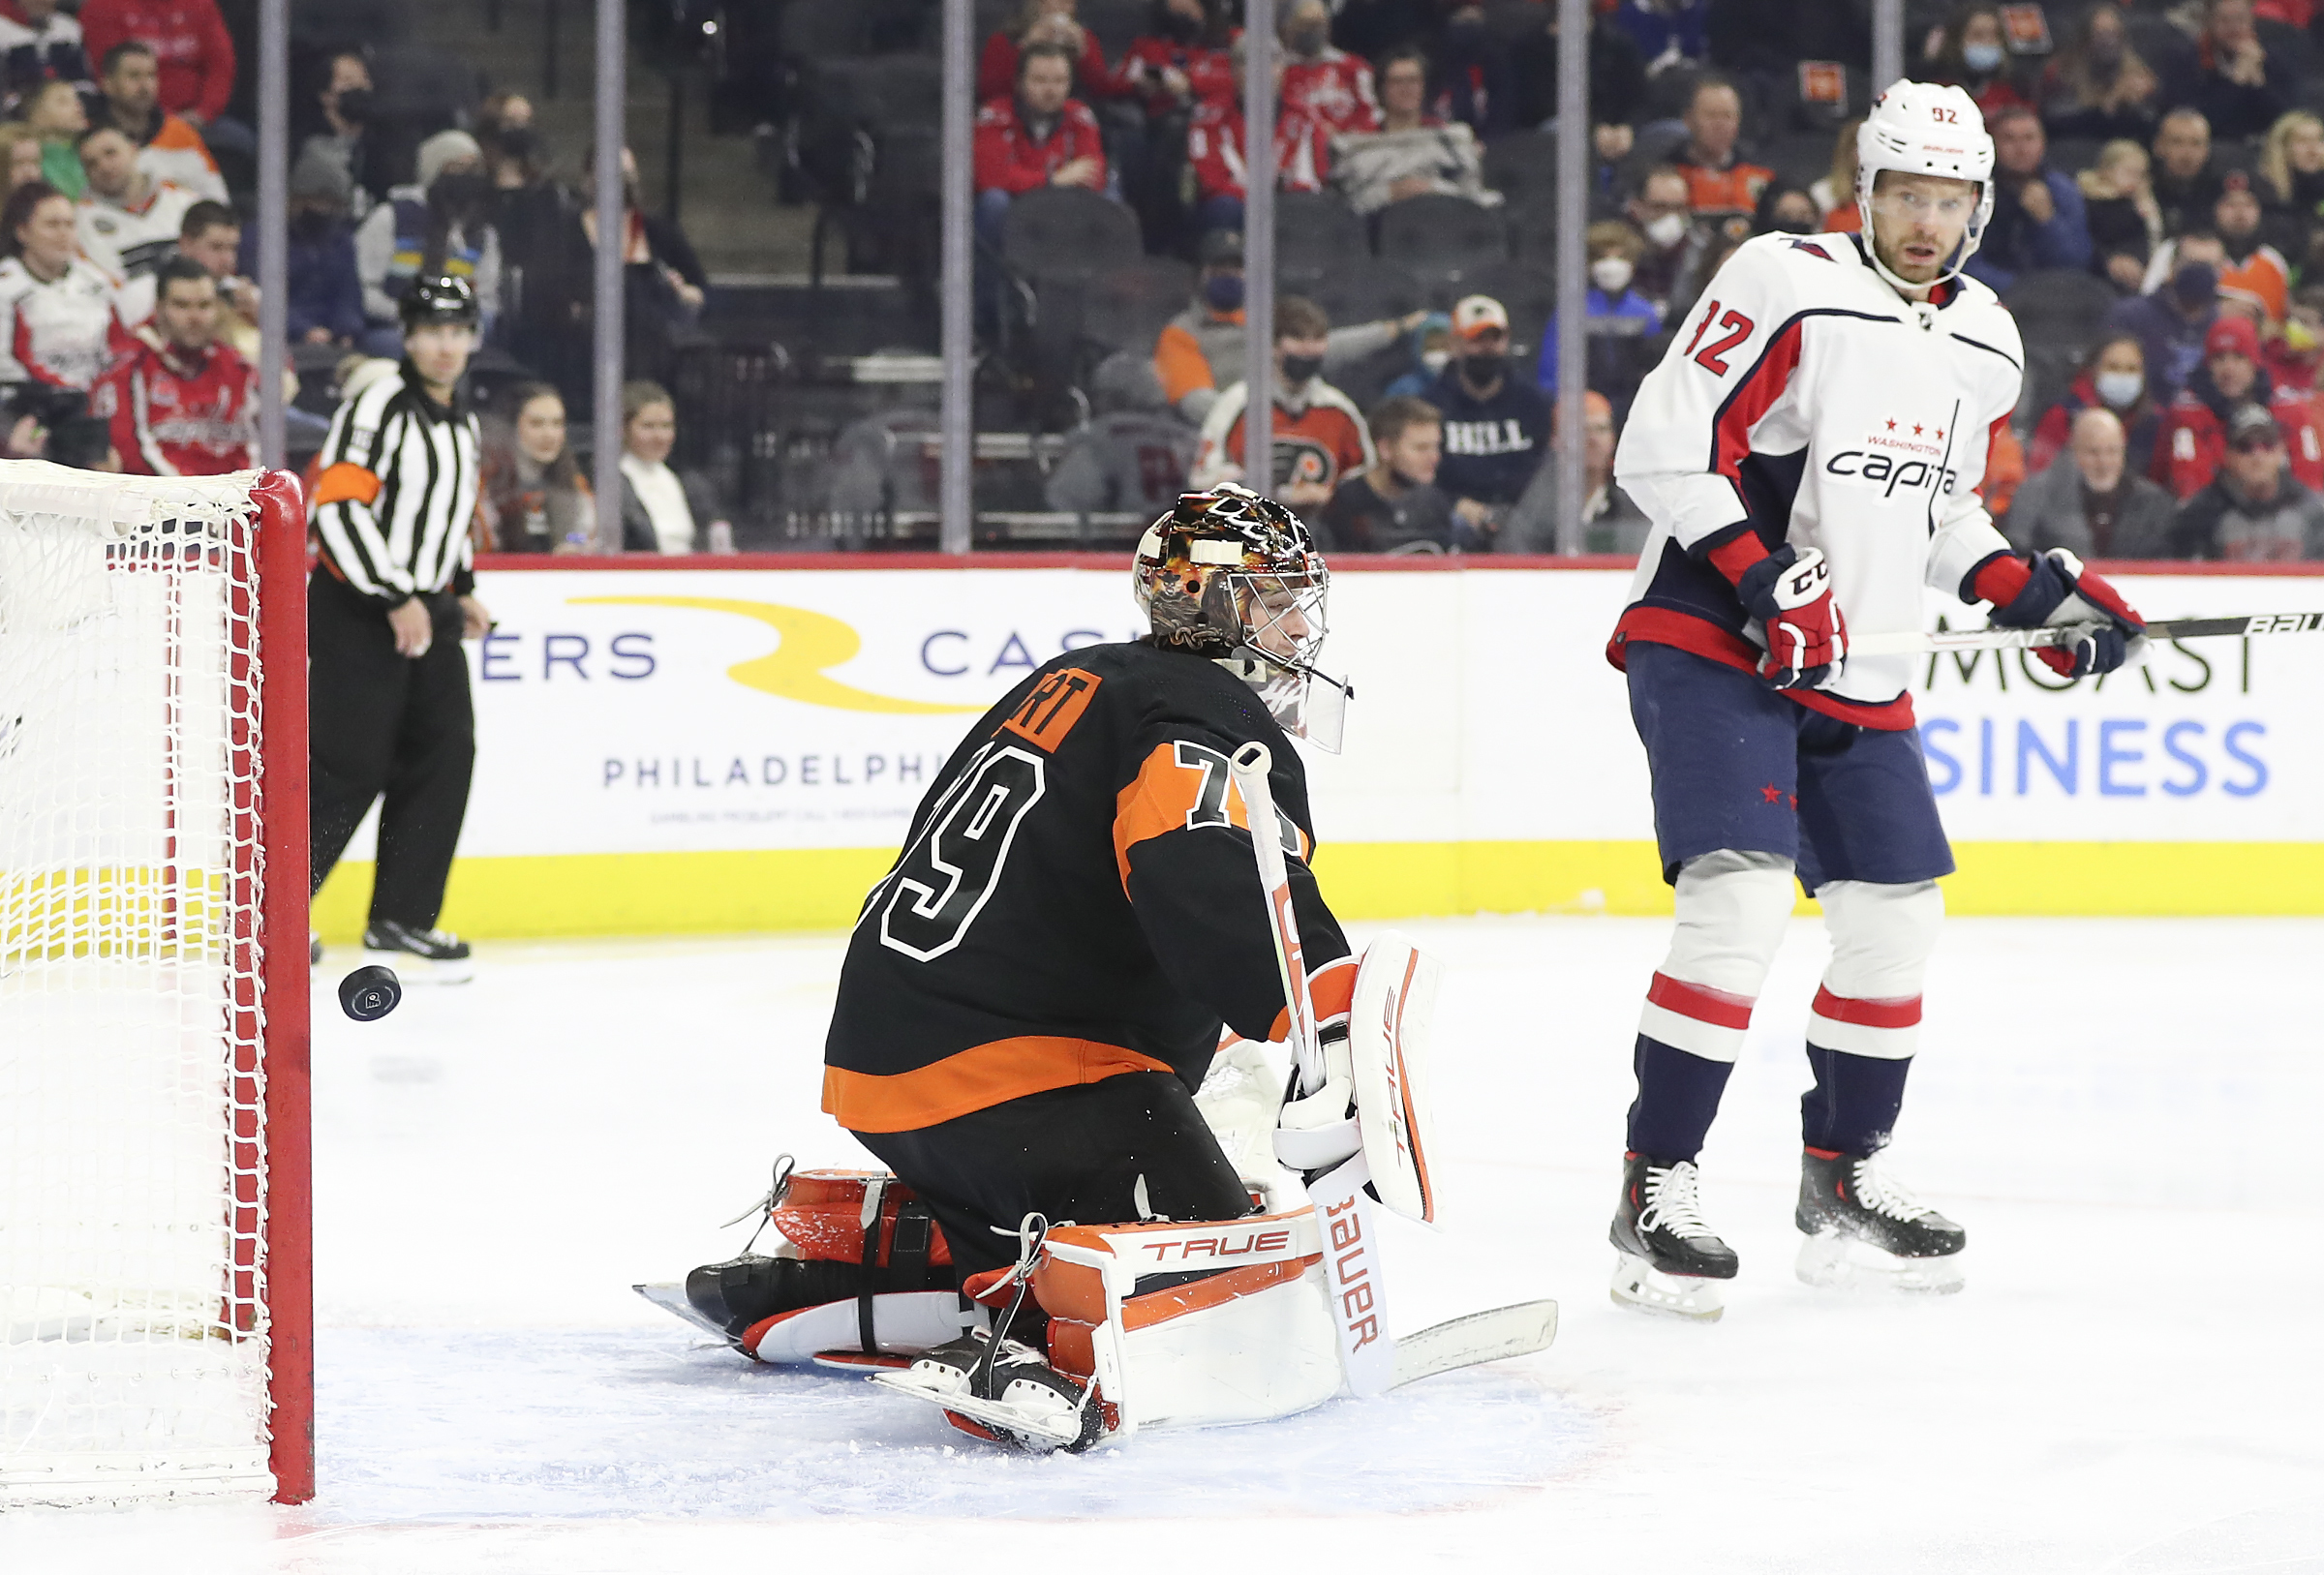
[824,639,1350,1134]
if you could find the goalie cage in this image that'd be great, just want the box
[0,463,312,1507]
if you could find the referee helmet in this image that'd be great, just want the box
[400,274,481,331]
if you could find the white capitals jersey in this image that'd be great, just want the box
[1610,230,2023,725]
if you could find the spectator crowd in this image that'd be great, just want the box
[966,0,2324,560]
[0,2,726,555]
[0,0,2319,560]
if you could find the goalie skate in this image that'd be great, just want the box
[870,1331,1105,1453]
[1794,1151,1966,1294]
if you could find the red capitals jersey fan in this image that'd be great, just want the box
[1280,48,1379,133]
[0,255,136,389]
[91,337,260,476]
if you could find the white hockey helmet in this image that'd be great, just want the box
[1855,80,1996,293]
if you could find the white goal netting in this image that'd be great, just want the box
[0,465,286,1505]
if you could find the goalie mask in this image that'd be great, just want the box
[1133,484,1353,752]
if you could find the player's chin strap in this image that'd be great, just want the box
[1853,219,1982,307]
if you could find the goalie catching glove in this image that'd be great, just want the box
[1970,547,2147,678]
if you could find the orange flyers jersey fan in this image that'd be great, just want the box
[1189,379,1375,494]
[822,639,1349,1137]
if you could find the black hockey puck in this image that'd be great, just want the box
[339,964,402,1022]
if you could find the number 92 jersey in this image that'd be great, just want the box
[1611,230,2024,725]
[821,639,1349,1137]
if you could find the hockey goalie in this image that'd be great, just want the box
[647,486,1552,1450]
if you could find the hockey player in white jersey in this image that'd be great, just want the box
[1602,82,2149,1318]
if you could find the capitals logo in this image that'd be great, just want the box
[1823,413,1962,500]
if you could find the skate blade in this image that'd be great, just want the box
[1610,1252,1726,1321]
[365,946,474,984]
[1795,1230,1965,1294]
[866,1369,1086,1449]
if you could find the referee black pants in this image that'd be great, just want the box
[307,569,475,930]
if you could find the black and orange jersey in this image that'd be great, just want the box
[822,638,1349,1136]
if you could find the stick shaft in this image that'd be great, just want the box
[1228,742,1324,1096]
[1851,611,2324,657]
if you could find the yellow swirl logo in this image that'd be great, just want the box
[569,595,984,715]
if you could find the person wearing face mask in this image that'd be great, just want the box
[2143,181,2289,324]
[298,49,386,221]
[1274,0,1379,135]
[1317,394,1457,552]
[2152,311,2324,498]
[1382,313,1452,398]
[1427,294,1550,544]
[1187,293,1374,507]
[2105,229,2226,403]
[1536,223,1664,415]
[354,130,503,360]
[2029,333,2161,476]
[282,150,363,347]
[1119,0,1237,116]
[1928,3,2034,122]
[1151,228,1425,424]
[2005,407,2177,558]
[1627,167,1712,319]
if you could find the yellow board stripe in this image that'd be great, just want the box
[310,839,2324,943]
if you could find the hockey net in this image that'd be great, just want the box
[0,463,310,1506]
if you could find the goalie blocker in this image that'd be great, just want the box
[657,936,1477,1447]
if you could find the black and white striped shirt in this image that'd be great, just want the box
[312,361,479,602]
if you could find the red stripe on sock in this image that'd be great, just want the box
[1646,972,1756,1031]
[1810,985,1923,1029]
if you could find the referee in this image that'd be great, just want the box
[308,275,489,983]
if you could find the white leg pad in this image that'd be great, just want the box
[1810,880,1943,1058]
[1637,850,1796,1063]
[1035,1211,1344,1442]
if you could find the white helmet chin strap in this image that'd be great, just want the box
[1858,191,1985,298]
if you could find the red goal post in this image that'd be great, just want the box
[0,465,311,1506]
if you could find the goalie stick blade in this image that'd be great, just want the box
[634,1282,733,1342]
[1389,1299,1559,1390]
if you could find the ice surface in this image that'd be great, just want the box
[2,917,2320,1573]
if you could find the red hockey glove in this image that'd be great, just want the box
[1728,543,1848,690]
[1971,548,2147,678]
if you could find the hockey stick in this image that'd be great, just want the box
[1228,742,1399,1396]
[1850,610,2324,658]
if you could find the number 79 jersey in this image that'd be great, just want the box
[821,639,1349,1137]
[1611,230,2025,725]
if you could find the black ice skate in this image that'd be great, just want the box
[1610,1154,1737,1321]
[872,1329,1104,1453]
[363,921,474,984]
[1794,1149,1966,1293]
